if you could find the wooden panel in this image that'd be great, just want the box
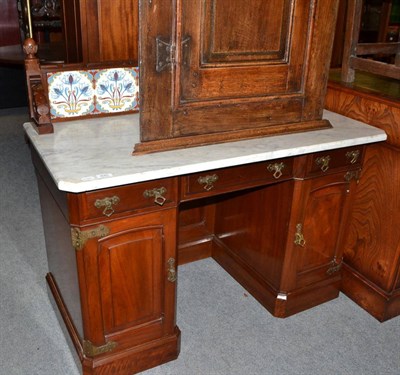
[296,173,352,288]
[178,201,216,264]
[202,0,290,63]
[343,143,400,291]
[325,81,400,148]
[79,0,139,63]
[99,228,163,334]
[179,0,309,101]
[214,182,294,288]
[0,0,20,46]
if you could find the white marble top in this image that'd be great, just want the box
[24,111,386,193]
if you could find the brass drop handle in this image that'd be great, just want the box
[143,187,167,206]
[294,223,306,247]
[198,174,219,191]
[94,196,120,217]
[167,258,177,283]
[315,155,331,172]
[346,150,360,164]
[267,162,285,179]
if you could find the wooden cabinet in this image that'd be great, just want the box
[137,0,340,153]
[325,77,400,321]
[32,141,367,374]
[35,151,181,374]
[71,210,180,372]
[212,148,362,318]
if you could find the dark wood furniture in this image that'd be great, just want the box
[341,0,400,82]
[136,0,339,153]
[30,137,366,374]
[326,71,400,321]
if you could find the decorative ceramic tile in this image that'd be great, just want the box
[48,71,95,119]
[94,68,139,114]
[47,67,139,120]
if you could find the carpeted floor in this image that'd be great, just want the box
[1,107,399,375]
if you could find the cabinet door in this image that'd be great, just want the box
[76,208,177,352]
[139,0,339,146]
[294,172,357,289]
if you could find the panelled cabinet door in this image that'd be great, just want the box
[294,173,357,289]
[138,0,339,152]
[77,209,178,352]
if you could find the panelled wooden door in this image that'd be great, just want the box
[139,0,339,149]
[294,173,356,289]
[78,209,178,349]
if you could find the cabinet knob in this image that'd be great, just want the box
[315,155,331,172]
[143,187,167,206]
[198,174,219,191]
[294,223,306,247]
[94,196,120,217]
[167,258,177,283]
[267,162,285,179]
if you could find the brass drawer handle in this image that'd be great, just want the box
[198,174,219,191]
[267,162,285,179]
[294,223,306,247]
[167,258,177,283]
[315,155,331,172]
[94,196,120,217]
[143,187,167,206]
[346,150,360,164]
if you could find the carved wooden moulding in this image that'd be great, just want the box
[134,0,339,153]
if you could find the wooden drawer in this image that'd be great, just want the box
[305,146,364,177]
[76,177,178,222]
[181,158,293,201]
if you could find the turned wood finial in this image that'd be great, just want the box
[23,38,38,59]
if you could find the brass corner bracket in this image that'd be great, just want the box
[71,225,110,251]
[83,340,117,357]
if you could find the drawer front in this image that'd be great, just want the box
[306,146,364,177]
[79,177,178,221]
[181,158,293,201]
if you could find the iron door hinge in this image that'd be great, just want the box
[156,36,191,72]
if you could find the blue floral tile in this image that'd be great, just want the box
[48,71,95,119]
[94,68,139,114]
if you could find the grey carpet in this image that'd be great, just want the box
[1,107,399,375]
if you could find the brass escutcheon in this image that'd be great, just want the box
[143,187,167,206]
[167,258,177,283]
[267,162,286,179]
[294,223,306,247]
[198,174,219,191]
[315,155,331,172]
[346,150,360,164]
[94,195,120,217]
[344,170,360,182]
